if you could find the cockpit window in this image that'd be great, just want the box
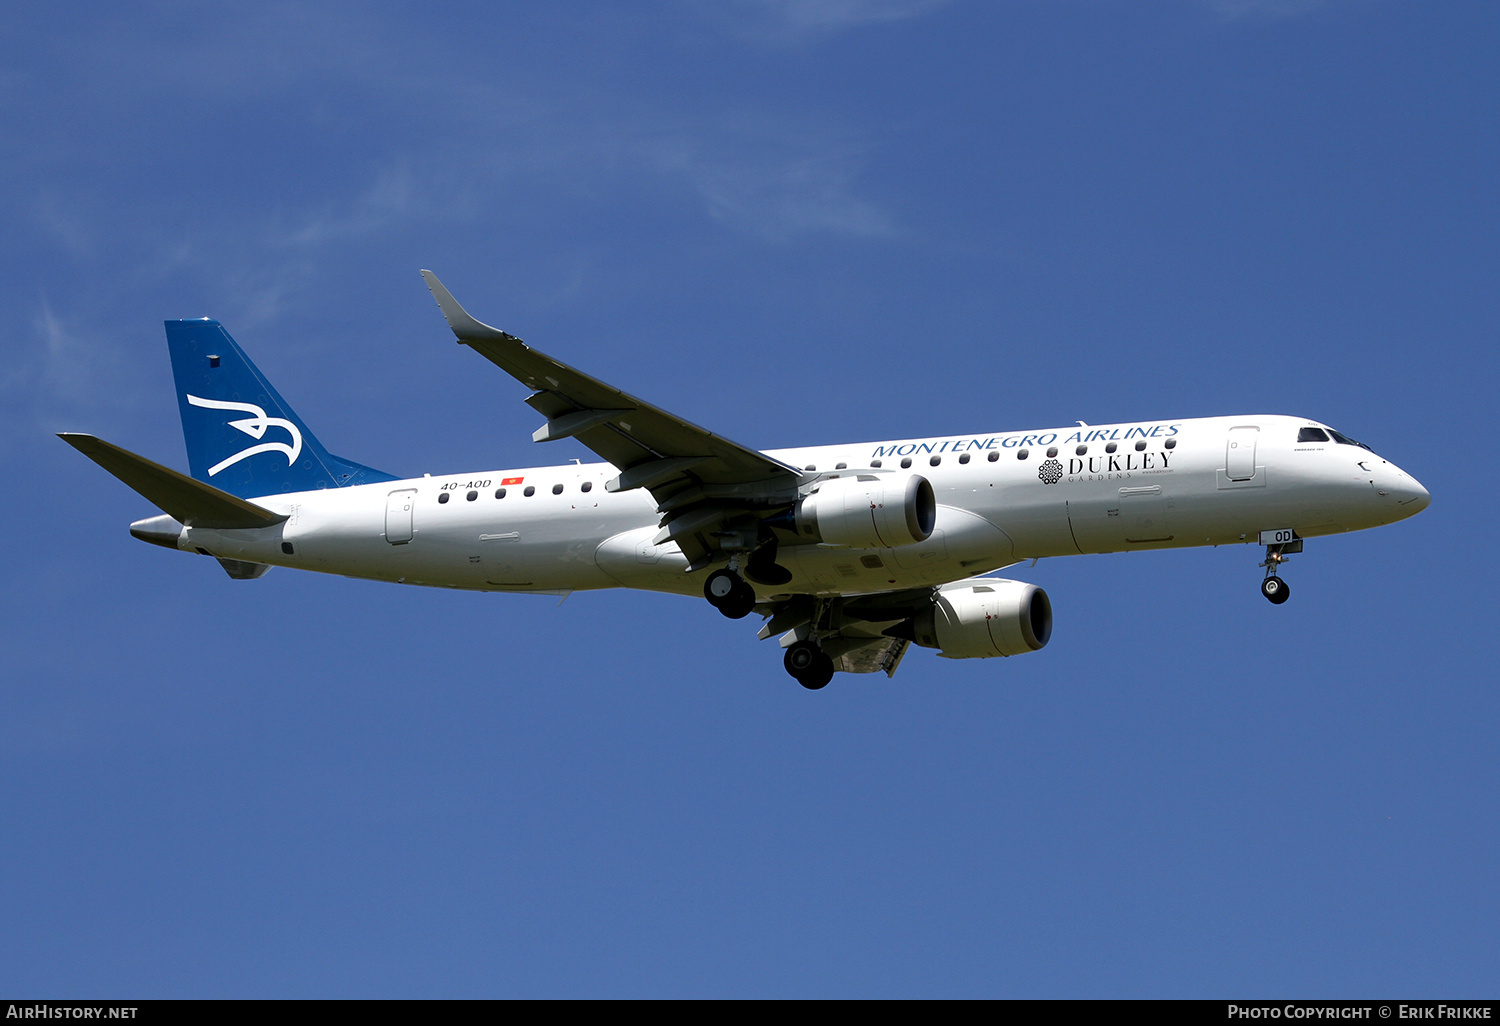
[1298,427,1330,443]
[1327,429,1374,451]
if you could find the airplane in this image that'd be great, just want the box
[60,271,1431,689]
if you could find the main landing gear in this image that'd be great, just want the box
[783,639,835,690]
[704,567,835,690]
[704,535,788,620]
[704,568,757,619]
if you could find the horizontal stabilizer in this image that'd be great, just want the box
[59,433,288,530]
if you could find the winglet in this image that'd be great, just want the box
[419,270,518,343]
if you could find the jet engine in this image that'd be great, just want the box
[793,473,936,549]
[909,578,1052,659]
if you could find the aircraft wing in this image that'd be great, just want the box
[422,270,804,569]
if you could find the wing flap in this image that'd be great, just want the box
[840,637,910,678]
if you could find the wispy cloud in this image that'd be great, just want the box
[7,294,142,445]
[3,3,905,430]
[278,164,422,250]
[694,0,957,44]
[225,163,437,326]
[35,298,116,406]
[640,132,895,243]
[32,192,95,259]
[1196,0,1335,21]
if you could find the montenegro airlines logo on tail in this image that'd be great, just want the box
[186,394,303,476]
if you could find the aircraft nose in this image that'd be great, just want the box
[1401,476,1431,514]
[1384,465,1430,517]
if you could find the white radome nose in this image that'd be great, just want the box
[1387,465,1431,516]
[1403,477,1431,514]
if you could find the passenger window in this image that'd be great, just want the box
[835,462,847,470]
[1076,445,1087,456]
[466,490,477,501]
[552,483,564,495]
[958,453,970,464]
[1017,449,1029,460]
[495,488,506,499]
[524,486,535,497]
[581,481,592,493]
[1134,440,1147,451]
[901,457,912,469]
[1298,427,1330,443]
[929,456,941,467]
[438,492,450,504]
[870,459,883,468]
[1164,438,1177,449]
[1046,447,1058,458]
[1105,442,1117,453]
[988,451,1000,462]
[805,465,816,472]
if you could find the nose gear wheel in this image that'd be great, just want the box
[1260,576,1290,604]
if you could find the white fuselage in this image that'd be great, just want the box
[173,415,1429,598]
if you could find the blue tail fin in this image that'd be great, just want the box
[166,319,397,498]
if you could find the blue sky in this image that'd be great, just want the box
[2,0,1496,997]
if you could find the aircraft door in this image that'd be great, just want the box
[1068,485,1173,552]
[385,488,416,544]
[1119,485,1171,544]
[1225,426,1259,481]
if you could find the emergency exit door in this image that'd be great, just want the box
[1225,426,1259,481]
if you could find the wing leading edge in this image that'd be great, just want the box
[421,270,804,570]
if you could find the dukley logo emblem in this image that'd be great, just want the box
[186,394,303,476]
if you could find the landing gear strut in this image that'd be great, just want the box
[704,568,756,619]
[784,639,834,690]
[1259,538,1300,605]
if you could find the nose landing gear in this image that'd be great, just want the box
[1258,532,1302,604]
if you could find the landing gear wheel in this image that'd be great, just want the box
[1261,576,1290,604]
[704,569,756,619]
[784,641,834,690]
[797,656,834,690]
[704,569,738,605]
[719,581,757,619]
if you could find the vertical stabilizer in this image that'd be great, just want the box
[165,319,395,498]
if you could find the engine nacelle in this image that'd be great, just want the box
[794,473,936,549]
[911,578,1052,659]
